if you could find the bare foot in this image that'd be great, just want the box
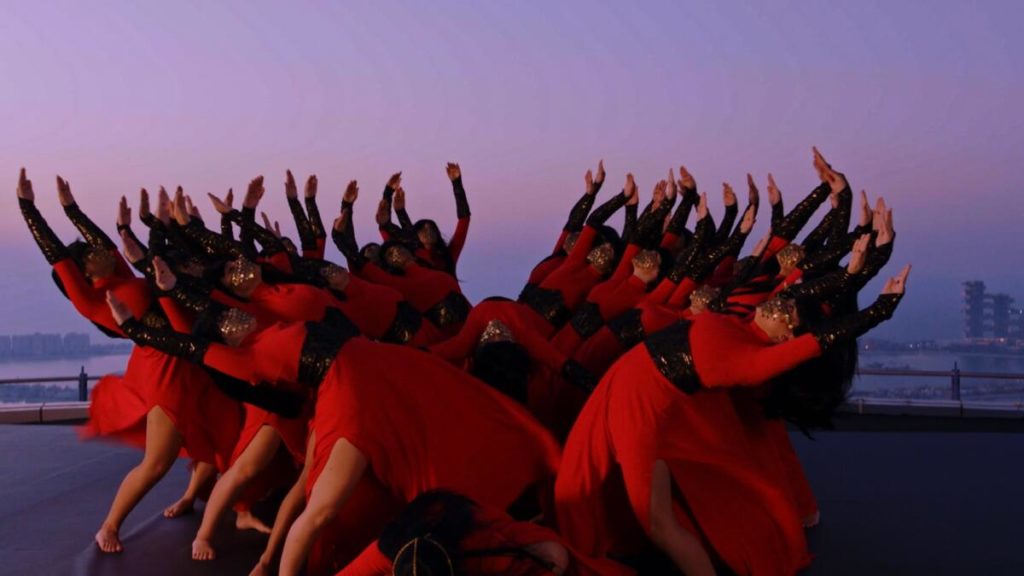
[95,524,123,553]
[163,496,195,518]
[802,510,821,528]
[192,538,216,561]
[249,559,272,576]
[235,509,272,534]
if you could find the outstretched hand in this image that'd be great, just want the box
[445,163,461,181]
[207,192,233,215]
[285,170,298,199]
[157,187,172,225]
[882,265,911,295]
[387,172,402,191]
[139,188,151,221]
[343,180,359,205]
[739,204,756,234]
[722,182,737,207]
[624,173,638,205]
[858,190,871,227]
[118,196,132,227]
[375,199,390,226]
[16,168,34,201]
[56,176,75,207]
[119,229,144,263]
[244,176,265,210]
[767,173,782,206]
[595,159,605,186]
[152,255,177,291]
[305,175,318,199]
[260,212,282,238]
[847,234,870,275]
[172,188,190,226]
[678,166,696,192]
[696,192,709,220]
[393,187,406,211]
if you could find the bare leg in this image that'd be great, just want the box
[250,431,315,576]
[279,438,367,576]
[165,462,216,518]
[192,425,282,561]
[648,460,716,576]
[96,406,183,553]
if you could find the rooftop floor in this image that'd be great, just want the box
[0,422,1021,576]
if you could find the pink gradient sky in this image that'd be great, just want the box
[1,0,1022,341]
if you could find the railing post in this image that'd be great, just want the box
[951,362,961,401]
[78,366,88,402]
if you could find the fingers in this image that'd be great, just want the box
[285,170,297,198]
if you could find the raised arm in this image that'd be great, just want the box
[18,169,69,265]
[446,163,471,262]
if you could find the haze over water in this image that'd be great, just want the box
[1,1,1022,343]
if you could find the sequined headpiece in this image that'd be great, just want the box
[392,535,454,576]
[226,257,259,290]
[632,249,662,270]
[385,245,410,269]
[218,308,256,341]
[479,320,515,346]
[690,285,721,311]
[776,244,806,270]
[758,297,798,331]
[587,243,615,271]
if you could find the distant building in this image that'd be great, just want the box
[963,281,1020,343]
[63,333,90,353]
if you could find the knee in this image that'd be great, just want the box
[306,503,338,531]
[234,461,263,483]
[648,508,679,550]
[139,457,174,481]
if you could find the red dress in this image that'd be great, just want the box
[60,259,242,471]
[337,503,634,576]
[355,262,470,337]
[555,314,821,576]
[196,327,560,568]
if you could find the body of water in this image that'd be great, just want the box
[2,351,1023,405]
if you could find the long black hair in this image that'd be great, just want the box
[380,490,553,576]
[761,292,859,432]
[414,219,456,276]
[470,341,531,405]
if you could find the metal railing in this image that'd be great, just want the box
[1,364,1023,404]
[855,362,1024,401]
[0,367,101,402]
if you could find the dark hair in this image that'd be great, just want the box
[379,490,479,575]
[414,219,456,275]
[471,341,531,405]
[379,240,412,275]
[189,302,230,344]
[761,293,859,432]
[66,240,92,271]
[360,242,381,262]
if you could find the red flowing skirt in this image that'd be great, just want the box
[555,347,811,576]
[80,345,242,471]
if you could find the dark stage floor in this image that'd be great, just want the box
[1,424,1021,576]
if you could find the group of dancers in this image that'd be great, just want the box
[17,147,908,576]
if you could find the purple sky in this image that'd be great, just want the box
[1,0,1022,341]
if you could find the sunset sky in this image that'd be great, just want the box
[1,0,1021,341]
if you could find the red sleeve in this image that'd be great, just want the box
[659,231,679,250]
[600,275,647,319]
[335,541,391,576]
[552,230,569,255]
[260,252,294,275]
[770,268,804,297]
[202,342,259,382]
[644,277,677,305]
[53,259,105,320]
[565,226,598,266]
[448,216,470,263]
[158,296,195,334]
[427,304,490,363]
[302,238,326,260]
[761,235,790,263]
[474,504,561,547]
[517,327,570,373]
[611,244,640,283]
[666,277,699,308]
[692,318,823,387]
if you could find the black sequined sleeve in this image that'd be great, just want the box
[182,218,245,259]
[20,198,69,265]
[665,188,698,237]
[564,191,597,233]
[63,203,116,249]
[220,212,235,241]
[586,191,628,227]
[332,213,367,271]
[452,177,471,220]
[813,293,903,352]
[305,195,326,241]
[287,196,317,251]
[714,202,739,247]
[120,317,209,364]
[395,206,414,230]
[774,182,830,241]
[224,210,287,256]
[621,203,638,243]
